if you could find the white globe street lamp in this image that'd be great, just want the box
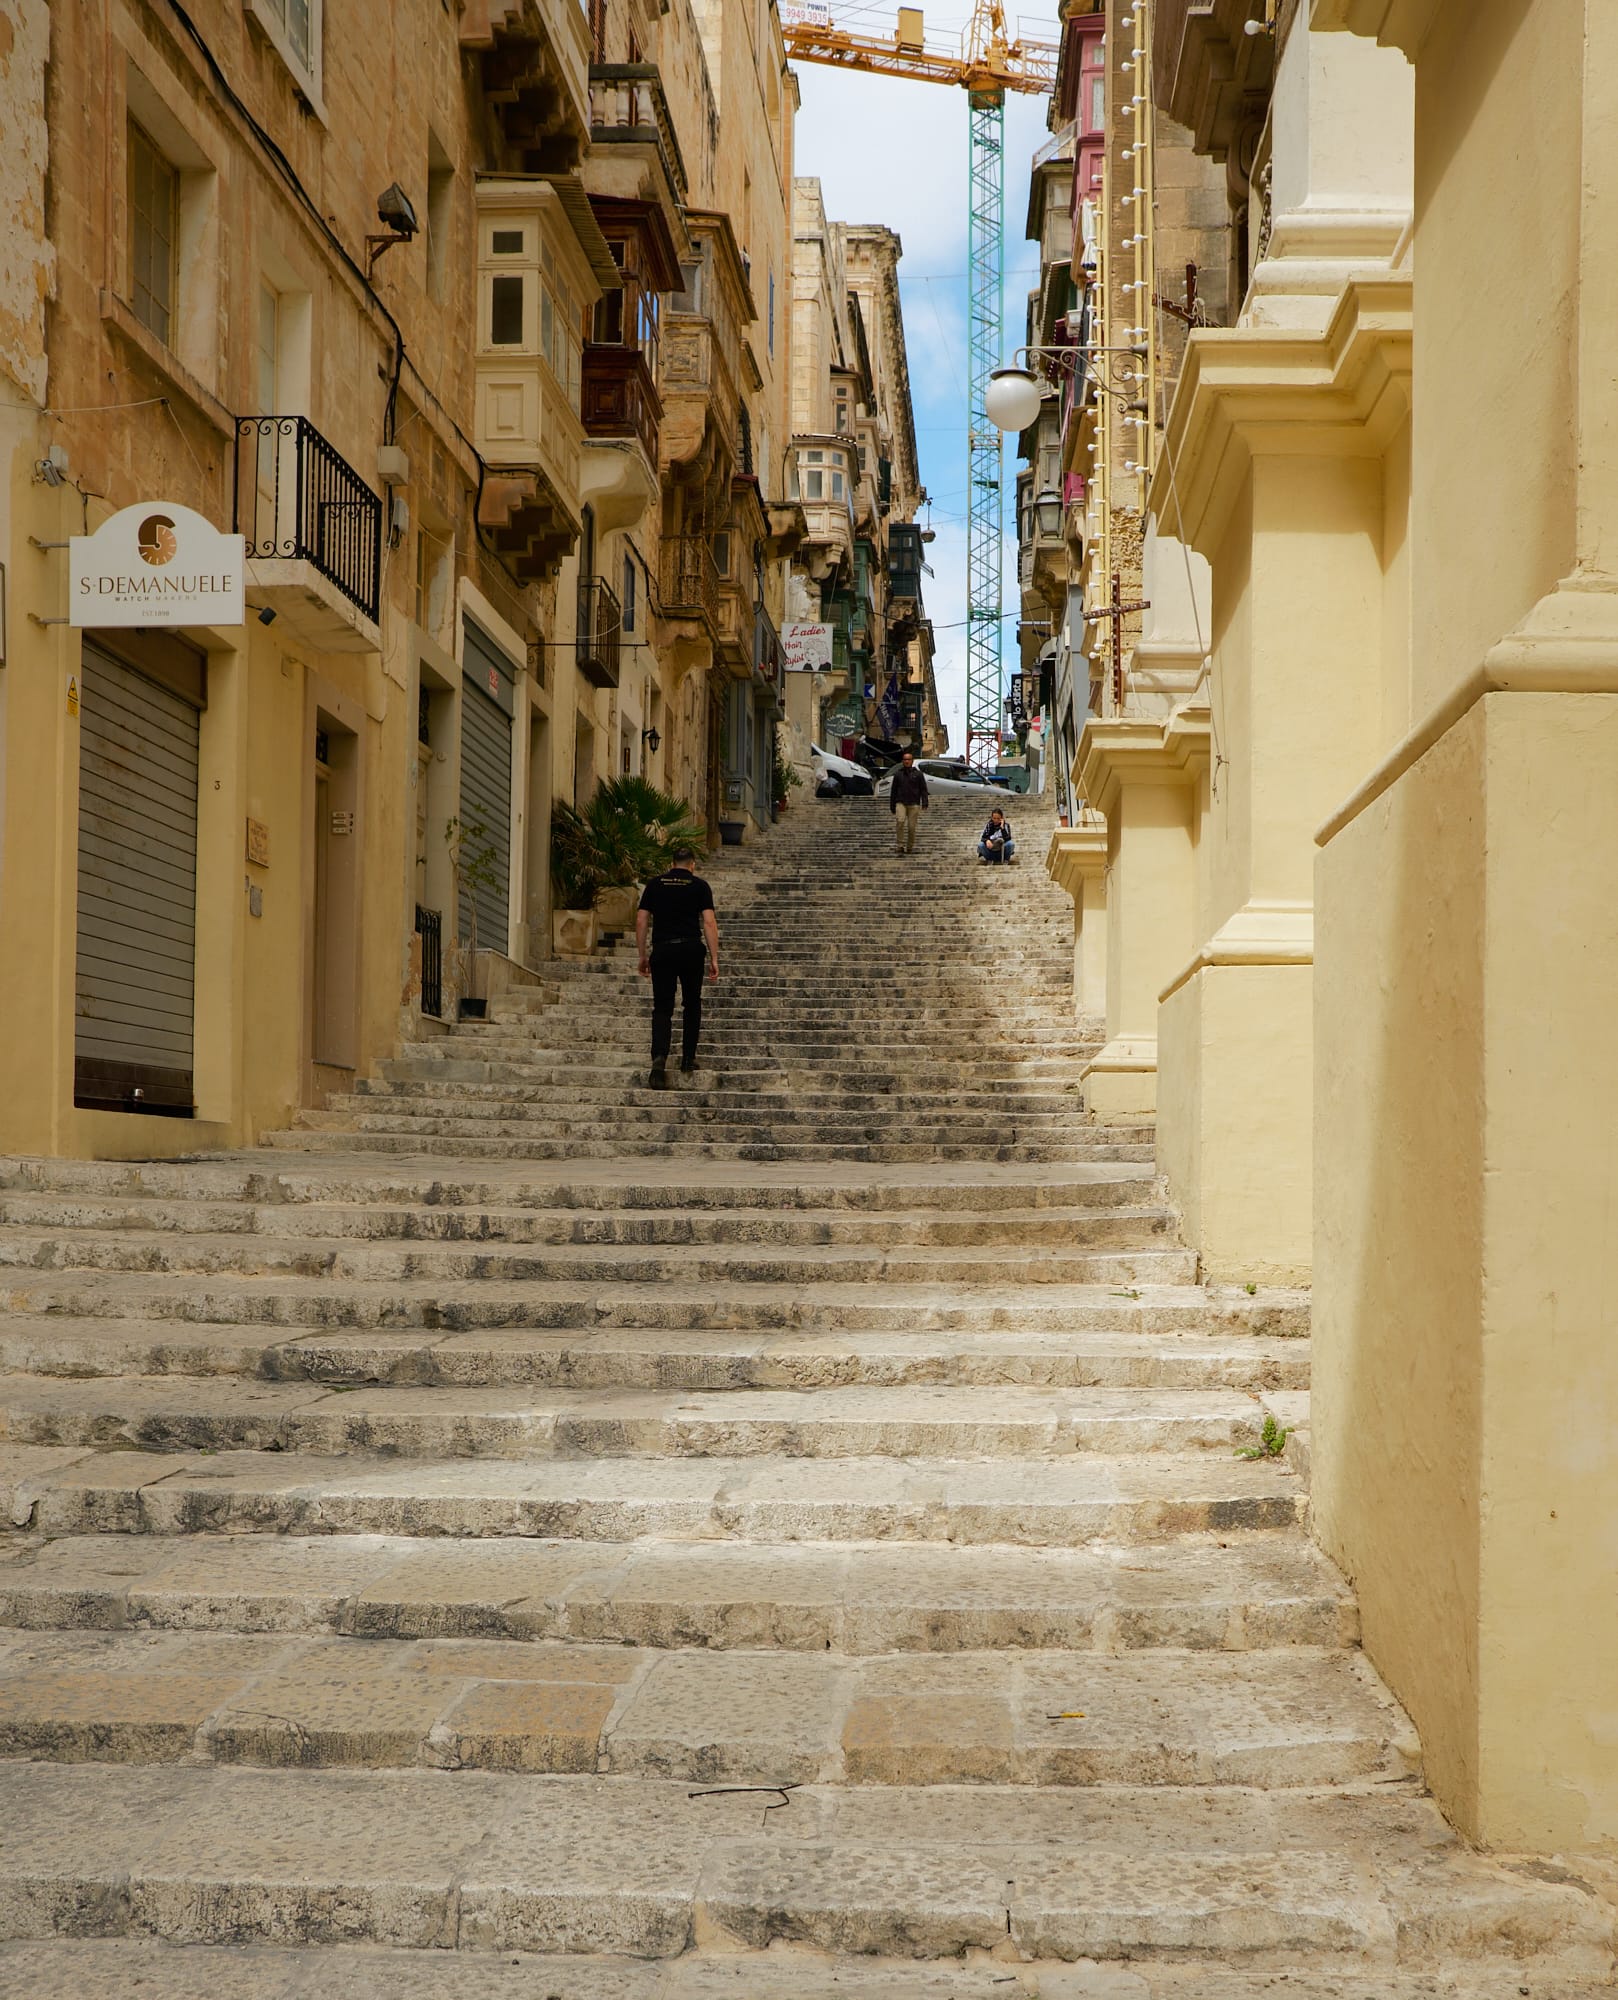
[984,367,1043,434]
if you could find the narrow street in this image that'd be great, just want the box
[0,797,1606,1994]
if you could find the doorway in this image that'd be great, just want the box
[311,710,358,1072]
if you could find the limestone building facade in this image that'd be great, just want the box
[0,0,796,1160]
[781,178,940,767]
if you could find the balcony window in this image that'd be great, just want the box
[592,236,661,381]
[490,274,524,346]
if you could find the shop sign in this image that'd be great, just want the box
[70,502,244,629]
[782,621,833,670]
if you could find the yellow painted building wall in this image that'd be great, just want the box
[1312,0,1618,1851]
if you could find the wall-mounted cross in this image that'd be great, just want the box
[1083,571,1150,712]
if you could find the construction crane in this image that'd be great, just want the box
[782,2,1057,769]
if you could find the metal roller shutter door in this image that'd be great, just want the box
[74,640,200,1114]
[458,678,512,954]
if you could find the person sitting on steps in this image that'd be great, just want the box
[978,807,1016,865]
[636,844,720,1089]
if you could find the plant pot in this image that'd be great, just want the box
[593,883,639,933]
[457,996,487,1020]
[552,906,599,958]
[718,819,746,846]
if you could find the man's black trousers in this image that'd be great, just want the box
[650,941,707,1064]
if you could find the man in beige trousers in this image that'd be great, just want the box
[888,751,929,854]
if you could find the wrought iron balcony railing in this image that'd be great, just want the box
[577,574,622,690]
[234,415,382,623]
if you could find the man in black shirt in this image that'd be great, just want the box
[636,844,720,1088]
[888,751,929,853]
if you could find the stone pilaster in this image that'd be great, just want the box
[1045,821,1109,1021]
[1073,705,1207,1116]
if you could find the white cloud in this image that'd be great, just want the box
[793,58,1054,751]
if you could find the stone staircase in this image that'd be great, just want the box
[0,794,1610,1996]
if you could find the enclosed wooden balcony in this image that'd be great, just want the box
[660,214,754,478]
[473,179,618,578]
[581,343,661,465]
[661,534,720,640]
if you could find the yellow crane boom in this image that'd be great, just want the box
[780,4,1056,96]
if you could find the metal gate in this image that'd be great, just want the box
[458,620,514,954]
[74,637,203,1114]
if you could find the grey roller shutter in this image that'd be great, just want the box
[458,623,514,955]
[74,639,200,1114]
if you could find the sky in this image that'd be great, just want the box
[792,44,1054,751]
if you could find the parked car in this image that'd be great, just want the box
[875,758,1012,798]
[811,745,875,797]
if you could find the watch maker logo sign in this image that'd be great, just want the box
[137,515,179,567]
[70,502,245,628]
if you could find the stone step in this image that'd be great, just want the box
[0,1377,1270,1462]
[0,1317,1309,1395]
[0,1627,1417,1787]
[0,1157,1159,1212]
[3,1943,1613,2000]
[270,1129,1154,1166]
[0,1529,1354,1652]
[1,1443,1304,1545]
[391,1044,1099,1076]
[335,1100,1106,1139]
[0,1190,1172,1248]
[0,1764,1606,1971]
[0,1226,1196,1290]
[0,1274,1306,1337]
[0,1160,1160,1200]
[359,1079,1094,1116]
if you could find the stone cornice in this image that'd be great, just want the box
[1309,0,1441,59]
[1075,704,1212,818]
[1159,900,1315,1003]
[1317,576,1618,845]
[1045,824,1108,900]
[1152,273,1413,560]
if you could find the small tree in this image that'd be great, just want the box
[445,814,501,997]
[772,727,802,809]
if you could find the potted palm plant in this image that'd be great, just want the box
[550,778,706,955]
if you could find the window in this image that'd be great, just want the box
[540,242,581,399]
[623,552,636,634]
[257,283,280,410]
[1090,76,1105,131]
[490,274,524,346]
[129,121,177,344]
[426,134,454,304]
[250,0,321,100]
[767,269,775,355]
[834,388,850,434]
